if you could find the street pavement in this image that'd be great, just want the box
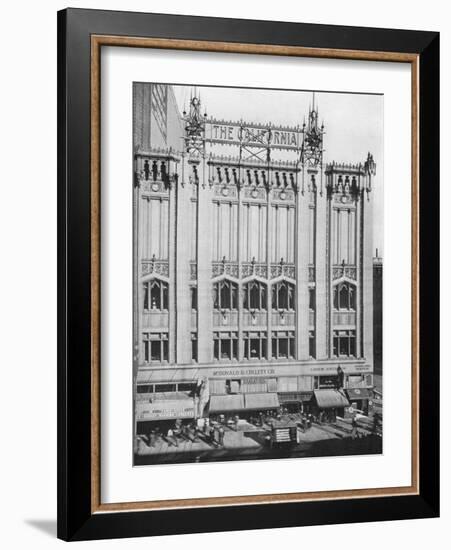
[135,414,382,465]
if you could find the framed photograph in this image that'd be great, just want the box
[57,8,439,541]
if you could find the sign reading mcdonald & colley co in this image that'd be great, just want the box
[206,119,302,151]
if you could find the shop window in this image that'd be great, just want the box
[333,330,356,357]
[213,331,238,360]
[154,383,176,393]
[136,384,154,394]
[243,280,267,311]
[272,280,295,311]
[226,379,241,394]
[244,331,267,360]
[333,282,356,311]
[143,278,168,311]
[190,286,197,311]
[213,279,238,311]
[178,382,196,393]
[143,332,168,363]
[271,331,295,359]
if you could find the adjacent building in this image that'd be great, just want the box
[133,83,378,432]
[373,250,383,377]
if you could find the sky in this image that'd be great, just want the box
[172,85,383,256]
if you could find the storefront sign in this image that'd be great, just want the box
[136,400,195,421]
[144,363,371,385]
[212,367,276,378]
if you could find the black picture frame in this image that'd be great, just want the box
[57,7,439,541]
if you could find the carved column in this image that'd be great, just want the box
[175,163,193,364]
[355,191,362,358]
[295,169,310,360]
[361,183,374,367]
[168,175,177,364]
[197,159,214,363]
[315,168,328,359]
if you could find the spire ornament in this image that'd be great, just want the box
[300,92,325,168]
[183,90,207,159]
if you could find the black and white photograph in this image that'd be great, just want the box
[133,83,383,466]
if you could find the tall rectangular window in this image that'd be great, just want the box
[212,201,238,261]
[333,330,356,357]
[213,332,238,361]
[271,205,294,263]
[309,330,316,358]
[213,280,238,311]
[190,286,197,311]
[243,280,267,311]
[143,279,168,311]
[333,207,356,265]
[241,203,267,262]
[141,198,169,260]
[244,331,267,360]
[272,281,295,311]
[143,332,168,363]
[191,333,198,362]
[309,288,316,310]
[271,331,295,359]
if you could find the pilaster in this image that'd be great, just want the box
[197,160,214,363]
[295,169,310,360]
[175,166,193,364]
[315,169,328,359]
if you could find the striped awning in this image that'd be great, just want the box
[209,394,245,412]
[314,389,349,409]
[245,393,280,410]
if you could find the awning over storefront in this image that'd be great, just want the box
[245,393,280,410]
[346,388,372,400]
[136,397,195,421]
[314,389,349,409]
[209,394,245,412]
[279,392,313,403]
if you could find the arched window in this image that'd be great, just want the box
[213,279,238,311]
[243,280,267,311]
[333,282,356,311]
[143,279,168,311]
[272,281,295,311]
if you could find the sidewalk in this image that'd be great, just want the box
[136,415,378,461]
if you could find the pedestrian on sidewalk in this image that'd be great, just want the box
[351,415,358,440]
[218,426,225,447]
[203,417,210,437]
[167,427,178,447]
[209,425,216,446]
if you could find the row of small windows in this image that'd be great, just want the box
[214,331,296,360]
[143,279,351,314]
[213,280,295,311]
[143,279,297,312]
[142,329,356,365]
[142,330,301,364]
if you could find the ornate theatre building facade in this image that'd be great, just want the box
[133,83,377,430]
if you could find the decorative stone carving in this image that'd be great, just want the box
[270,261,295,279]
[241,260,268,279]
[332,264,357,281]
[212,259,239,278]
[141,256,169,277]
